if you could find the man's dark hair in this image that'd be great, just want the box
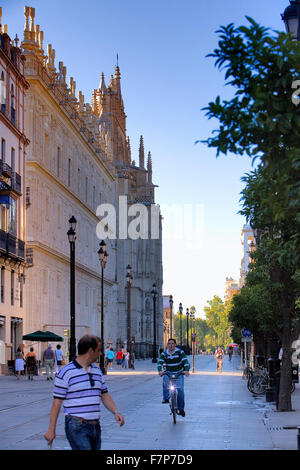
[56,344,61,350]
[167,338,176,344]
[77,335,101,355]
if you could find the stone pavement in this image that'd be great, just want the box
[0,354,300,450]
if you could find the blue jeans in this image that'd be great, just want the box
[65,415,101,450]
[163,374,185,411]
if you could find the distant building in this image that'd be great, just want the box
[225,277,239,302]
[240,224,255,287]
[163,295,172,348]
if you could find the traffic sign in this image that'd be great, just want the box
[242,328,252,338]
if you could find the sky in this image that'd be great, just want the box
[1,0,291,318]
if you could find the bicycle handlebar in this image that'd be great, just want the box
[161,371,186,378]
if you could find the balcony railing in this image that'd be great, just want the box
[1,162,12,178]
[18,239,25,261]
[7,233,17,256]
[0,229,25,261]
[11,172,22,195]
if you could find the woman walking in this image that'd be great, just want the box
[26,347,37,380]
[15,346,24,380]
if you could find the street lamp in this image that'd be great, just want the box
[169,295,173,338]
[98,240,109,374]
[179,302,183,347]
[151,283,158,363]
[126,264,133,368]
[67,216,77,361]
[186,308,190,354]
[282,0,300,40]
[190,311,195,373]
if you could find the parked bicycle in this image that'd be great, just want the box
[246,365,295,396]
[162,371,185,424]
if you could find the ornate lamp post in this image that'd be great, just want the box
[169,295,173,338]
[190,311,195,373]
[126,265,133,368]
[282,0,300,39]
[98,240,109,374]
[186,308,190,354]
[179,302,183,347]
[152,283,158,363]
[67,216,77,361]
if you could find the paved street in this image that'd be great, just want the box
[1,354,300,451]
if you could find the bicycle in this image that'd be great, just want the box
[247,367,268,395]
[162,371,185,424]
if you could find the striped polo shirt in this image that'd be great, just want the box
[53,359,108,420]
[157,347,190,373]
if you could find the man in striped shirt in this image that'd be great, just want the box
[158,338,190,417]
[44,335,124,450]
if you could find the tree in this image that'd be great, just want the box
[201,17,300,411]
[204,296,233,348]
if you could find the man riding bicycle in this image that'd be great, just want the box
[157,338,190,417]
[214,346,225,372]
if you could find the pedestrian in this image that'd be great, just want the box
[107,348,114,369]
[15,346,24,380]
[43,344,55,380]
[26,347,37,380]
[123,351,129,369]
[116,349,123,369]
[44,334,125,450]
[228,346,233,362]
[54,344,65,373]
[121,347,127,368]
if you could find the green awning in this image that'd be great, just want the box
[22,330,64,342]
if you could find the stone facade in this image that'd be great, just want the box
[17,6,163,360]
[0,9,29,372]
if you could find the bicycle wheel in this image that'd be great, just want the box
[170,393,177,424]
[247,374,255,393]
[251,376,266,395]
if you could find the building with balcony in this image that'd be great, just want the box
[0,8,29,372]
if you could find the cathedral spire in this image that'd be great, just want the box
[99,72,107,93]
[147,151,152,183]
[114,62,121,95]
[139,136,145,168]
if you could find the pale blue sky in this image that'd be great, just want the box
[2,0,290,317]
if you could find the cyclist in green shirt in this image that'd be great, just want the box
[157,338,190,417]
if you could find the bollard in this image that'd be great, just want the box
[298,427,300,451]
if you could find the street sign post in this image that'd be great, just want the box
[242,328,253,367]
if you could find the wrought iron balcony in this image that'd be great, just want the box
[11,172,22,195]
[0,229,25,261]
[0,162,12,178]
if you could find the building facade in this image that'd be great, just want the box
[239,223,255,287]
[0,10,29,372]
[17,6,163,361]
[224,276,239,302]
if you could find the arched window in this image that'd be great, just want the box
[0,71,6,114]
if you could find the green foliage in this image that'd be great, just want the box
[201,17,300,410]
[204,295,233,348]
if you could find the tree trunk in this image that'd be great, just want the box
[277,281,293,412]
